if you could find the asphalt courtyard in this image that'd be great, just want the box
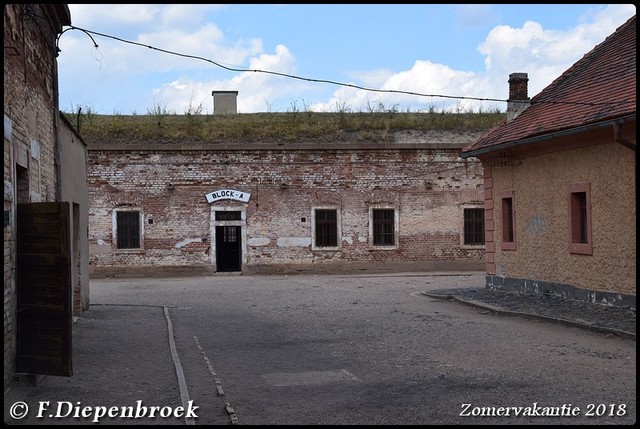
[4,272,636,425]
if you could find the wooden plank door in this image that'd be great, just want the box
[16,202,73,376]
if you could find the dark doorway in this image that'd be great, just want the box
[216,225,241,272]
[16,202,72,376]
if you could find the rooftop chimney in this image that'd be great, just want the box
[212,90,238,114]
[506,73,530,122]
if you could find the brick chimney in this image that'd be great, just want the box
[506,73,530,122]
[212,90,238,114]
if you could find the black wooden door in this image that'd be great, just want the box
[16,202,72,376]
[216,225,241,272]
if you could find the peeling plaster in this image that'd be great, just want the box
[277,237,311,247]
[175,238,202,248]
[249,237,271,246]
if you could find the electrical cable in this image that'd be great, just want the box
[56,24,634,109]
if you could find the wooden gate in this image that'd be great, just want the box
[16,202,72,376]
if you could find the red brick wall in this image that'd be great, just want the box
[4,4,67,389]
[88,145,486,275]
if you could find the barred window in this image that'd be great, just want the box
[215,211,241,221]
[116,211,140,249]
[314,209,338,247]
[463,208,485,245]
[372,209,395,246]
[223,226,238,242]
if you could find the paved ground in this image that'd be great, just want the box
[424,286,636,340]
[4,272,635,425]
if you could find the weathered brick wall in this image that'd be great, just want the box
[88,143,486,275]
[4,4,65,389]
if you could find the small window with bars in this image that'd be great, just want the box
[223,226,238,243]
[372,209,395,246]
[314,209,338,247]
[116,210,141,249]
[215,211,241,221]
[463,208,485,245]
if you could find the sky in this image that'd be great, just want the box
[57,4,636,115]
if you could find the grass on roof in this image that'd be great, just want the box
[63,109,505,142]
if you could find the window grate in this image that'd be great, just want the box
[373,209,395,246]
[224,226,237,243]
[463,208,485,245]
[116,211,140,249]
[315,209,337,247]
[216,211,241,221]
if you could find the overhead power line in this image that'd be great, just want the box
[57,24,633,109]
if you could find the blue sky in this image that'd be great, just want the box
[57,4,636,115]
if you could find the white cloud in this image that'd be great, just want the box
[151,44,306,113]
[159,5,226,28]
[311,4,636,114]
[347,69,395,88]
[311,61,493,113]
[68,4,160,26]
[61,4,636,114]
[138,24,263,71]
[68,4,225,29]
[475,5,635,100]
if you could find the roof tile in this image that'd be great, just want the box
[462,15,636,156]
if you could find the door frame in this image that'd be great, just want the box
[209,205,247,271]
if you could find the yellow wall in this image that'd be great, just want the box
[491,141,635,295]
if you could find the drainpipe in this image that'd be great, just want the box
[53,12,63,202]
[53,74,62,201]
[613,122,636,151]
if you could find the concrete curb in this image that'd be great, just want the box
[422,291,636,341]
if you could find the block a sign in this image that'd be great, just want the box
[205,189,251,204]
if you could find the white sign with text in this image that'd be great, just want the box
[205,189,251,204]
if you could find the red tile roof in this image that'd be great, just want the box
[462,15,636,157]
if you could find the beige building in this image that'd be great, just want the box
[461,16,636,308]
[4,4,89,389]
